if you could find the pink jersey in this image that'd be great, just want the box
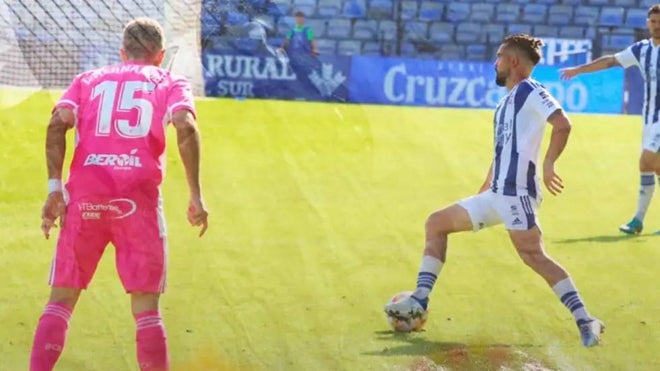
[55,61,196,202]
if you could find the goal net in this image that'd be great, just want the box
[0,0,205,102]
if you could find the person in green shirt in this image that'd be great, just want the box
[279,11,319,56]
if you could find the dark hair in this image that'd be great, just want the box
[502,34,544,65]
[294,11,305,17]
[648,4,660,16]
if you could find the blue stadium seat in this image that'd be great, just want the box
[337,40,362,55]
[292,4,316,16]
[401,43,417,56]
[587,0,609,5]
[233,37,259,52]
[602,33,634,50]
[534,25,559,37]
[466,44,487,61]
[455,22,480,43]
[485,23,505,44]
[306,18,327,37]
[276,17,294,36]
[342,0,366,18]
[326,19,352,38]
[268,0,292,16]
[446,3,470,23]
[201,12,222,33]
[559,26,585,39]
[227,11,250,25]
[534,0,557,4]
[439,43,464,61]
[378,20,397,41]
[470,3,495,23]
[641,0,659,7]
[600,7,625,27]
[368,0,392,19]
[292,0,315,6]
[268,37,285,47]
[353,20,378,39]
[614,0,637,6]
[548,5,574,26]
[627,9,648,29]
[362,41,382,55]
[419,2,443,22]
[317,2,340,18]
[561,0,583,4]
[429,22,454,43]
[316,39,337,54]
[575,6,600,26]
[405,21,429,41]
[401,1,418,21]
[496,4,520,23]
[206,36,233,50]
[522,4,548,24]
[508,24,532,35]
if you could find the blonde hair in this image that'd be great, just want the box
[122,17,165,59]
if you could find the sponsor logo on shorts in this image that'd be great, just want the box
[83,149,142,170]
[79,198,137,220]
[511,217,523,226]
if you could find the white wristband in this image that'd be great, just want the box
[48,179,62,194]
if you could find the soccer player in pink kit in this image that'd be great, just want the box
[31,18,208,371]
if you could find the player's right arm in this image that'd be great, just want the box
[560,42,640,80]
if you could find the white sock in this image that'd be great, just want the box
[552,277,591,323]
[412,255,443,300]
[635,172,655,221]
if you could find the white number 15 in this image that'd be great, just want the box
[91,80,155,138]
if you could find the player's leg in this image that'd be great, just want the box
[503,196,603,347]
[385,192,500,317]
[30,207,109,371]
[621,122,660,234]
[113,199,169,371]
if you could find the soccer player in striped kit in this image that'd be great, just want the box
[385,34,604,347]
[561,5,660,235]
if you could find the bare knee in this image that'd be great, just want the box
[425,210,452,236]
[48,287,81,309]
[639,151,657,172]
[131,292,161,315]
[518,249,550,270]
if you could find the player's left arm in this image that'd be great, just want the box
[531,88,571,196]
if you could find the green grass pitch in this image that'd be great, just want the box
[1,91,659,370]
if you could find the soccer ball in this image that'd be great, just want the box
[385,291,428,332]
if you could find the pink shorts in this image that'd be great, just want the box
[49,195,167,293]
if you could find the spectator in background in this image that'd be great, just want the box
[279,11,319,56]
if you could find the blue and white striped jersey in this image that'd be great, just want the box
[491,79,562,200]
[616,39,660,125]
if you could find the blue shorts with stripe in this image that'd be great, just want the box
[457,190,540,232]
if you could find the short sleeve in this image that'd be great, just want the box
[167,77,196,120]
[528,87,562,121]
[614,43,641,69]
[306,28,315,40]
[53,74,82,114]
[285,30,293,39]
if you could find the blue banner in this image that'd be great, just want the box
[202,49,351,102]
[349,57,624,113]
[539,38,592,67]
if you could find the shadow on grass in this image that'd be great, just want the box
[553,233,657,244]
[366,331,556,371]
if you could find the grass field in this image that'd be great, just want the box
[1,91,659,371]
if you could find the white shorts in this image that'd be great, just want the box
[642,121,660,153]
[457,191,541,232]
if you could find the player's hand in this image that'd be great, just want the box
[543,163,564,196]
[559,67,579,81]
[41,191,66,239]
[187,197,209,237]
